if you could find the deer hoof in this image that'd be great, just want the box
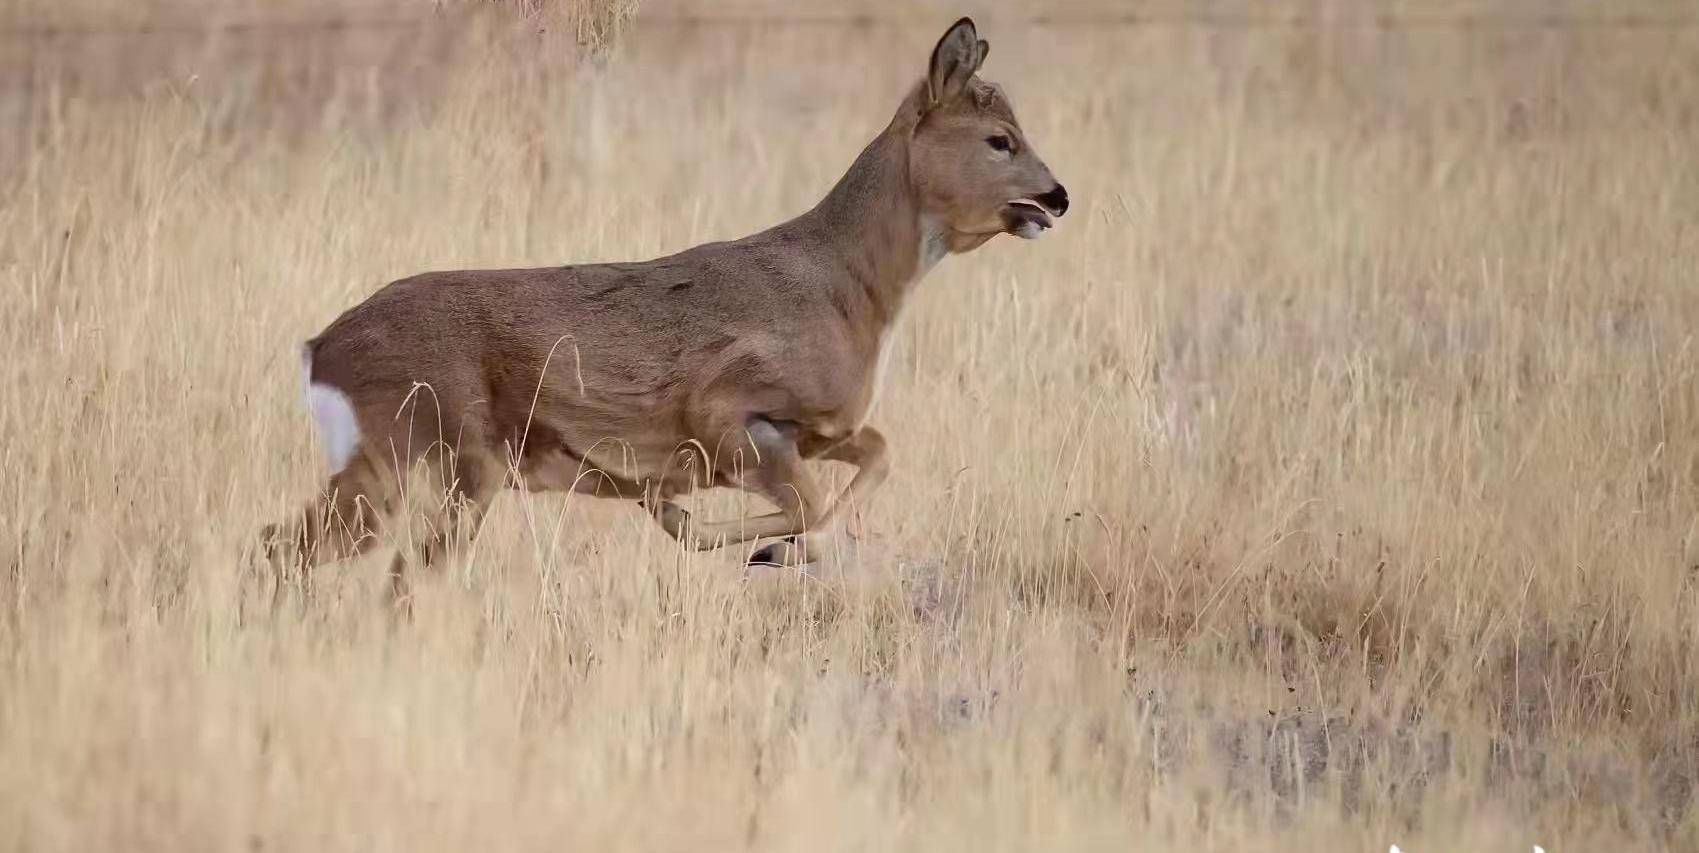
[748,536,799,567]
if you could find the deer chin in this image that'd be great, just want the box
[1001,200,1053,240]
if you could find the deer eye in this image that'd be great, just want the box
[986,134,1012,153]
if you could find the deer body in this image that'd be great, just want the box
[267,18,1067,590]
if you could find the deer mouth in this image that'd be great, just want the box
[1001,200,1054,239]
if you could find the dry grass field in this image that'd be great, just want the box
[3,0,1698,849]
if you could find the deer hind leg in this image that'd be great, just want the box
[652,418,826,550]
[386,447,502,610]
[260,448,399,594]
[749,425,891,567]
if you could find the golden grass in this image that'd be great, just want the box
[2,1,1698,849]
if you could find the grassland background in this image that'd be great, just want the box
[2,0,1698,849]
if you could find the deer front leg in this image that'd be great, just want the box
[749,425,891,567]
[650,418,826,550]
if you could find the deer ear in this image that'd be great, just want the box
[926,17,981,107]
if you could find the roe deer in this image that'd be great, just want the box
[262,17,1068,594]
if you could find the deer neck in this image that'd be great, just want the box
[803,127,941,331]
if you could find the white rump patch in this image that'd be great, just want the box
[300,344,361,473]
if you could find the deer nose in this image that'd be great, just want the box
[1035,183,1069,217]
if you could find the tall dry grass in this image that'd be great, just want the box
[2,1,1698,849]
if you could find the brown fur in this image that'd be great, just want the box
[263,17,1067,592]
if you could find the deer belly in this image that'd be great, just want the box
[578,435,712,493]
